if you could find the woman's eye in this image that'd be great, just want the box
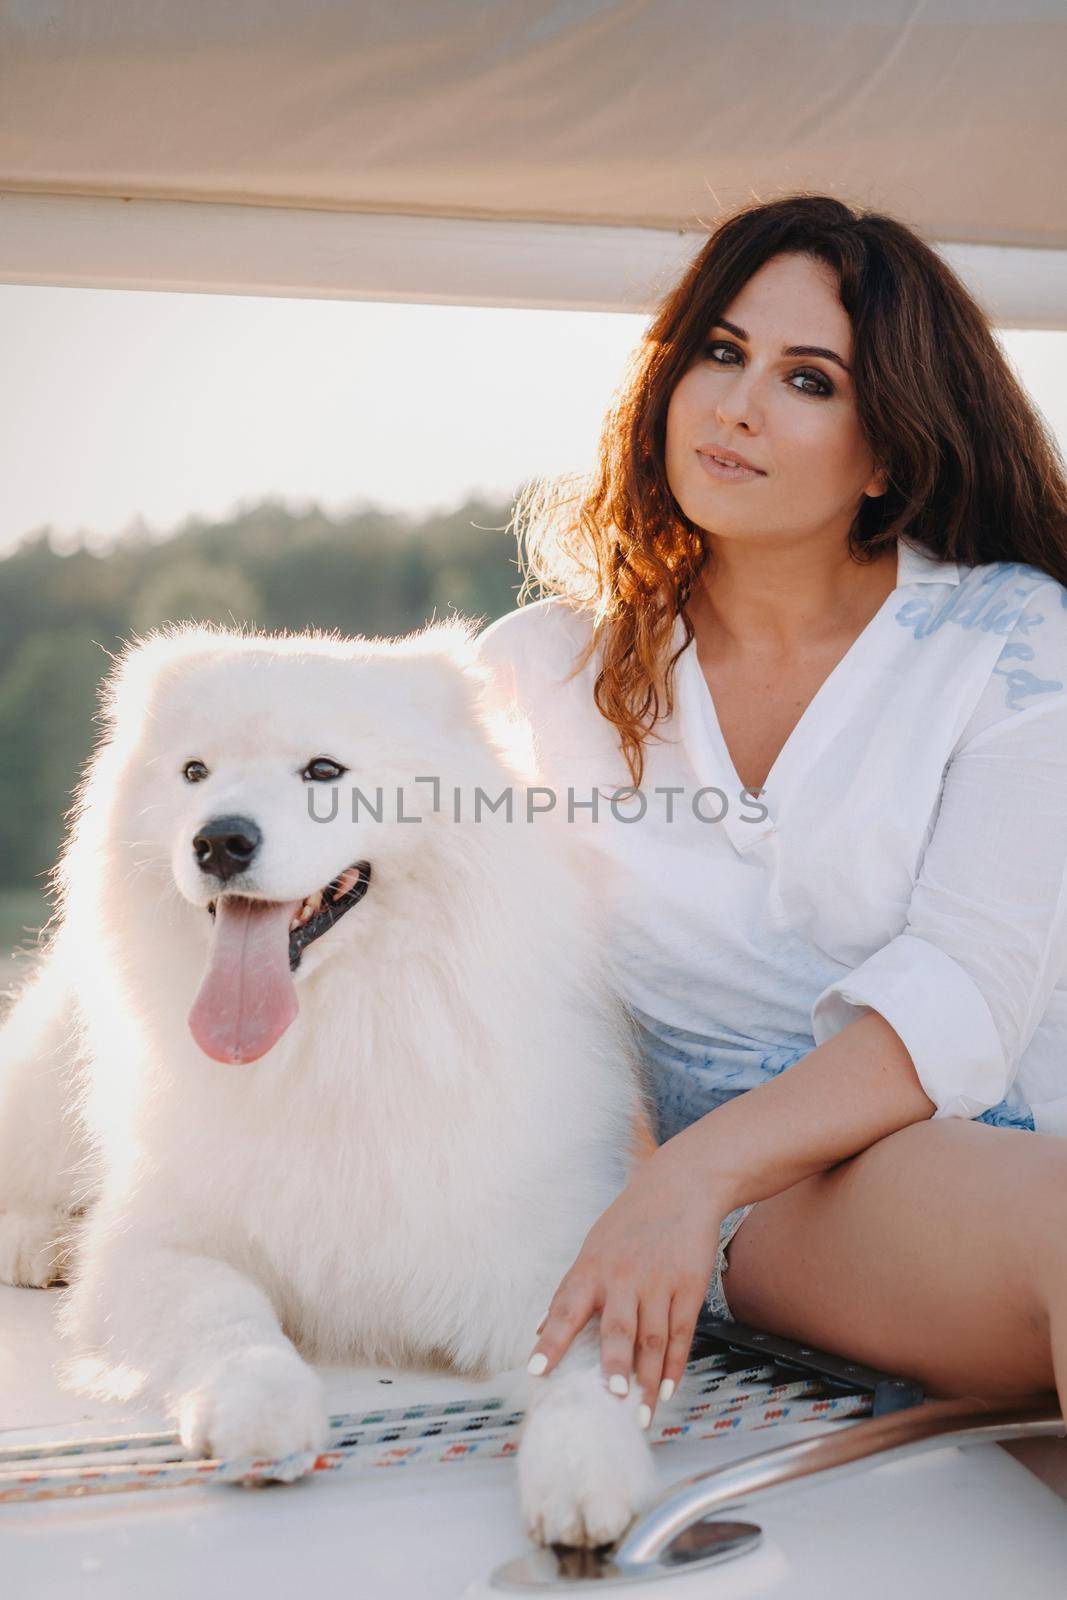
[703,340,741,364]
[703,342,833,399]
[302,757,347,782]
[789,367,834,398]
[182,760,209,783]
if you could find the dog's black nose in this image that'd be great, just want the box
[192,815,262,882]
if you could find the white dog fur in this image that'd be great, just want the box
[0,621,659,1546]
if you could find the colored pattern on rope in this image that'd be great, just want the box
[0,1350,872,1505]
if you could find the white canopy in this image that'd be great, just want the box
[1,1,1065,325]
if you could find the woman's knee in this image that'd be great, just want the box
[723,1115,1067,1373]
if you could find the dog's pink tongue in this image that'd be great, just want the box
[189,896,303,1064]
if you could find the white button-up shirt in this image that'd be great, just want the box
[475,538,1067,1135]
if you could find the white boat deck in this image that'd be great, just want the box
[2,1284,1067,1599]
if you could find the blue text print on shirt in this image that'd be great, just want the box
[894,564,1064,711]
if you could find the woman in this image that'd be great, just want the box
[475,194,1067,1435]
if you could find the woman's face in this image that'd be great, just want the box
[664,252,885,548]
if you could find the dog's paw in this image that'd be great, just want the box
[0,1208,71,1287]
[178,1346,328,1478]
[518,1369,657,1548]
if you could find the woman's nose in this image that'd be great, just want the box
[715,371,763,433]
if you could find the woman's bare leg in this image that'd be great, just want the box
[723,1118,1067,1403]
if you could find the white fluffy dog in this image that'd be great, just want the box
[0,622,658,1546]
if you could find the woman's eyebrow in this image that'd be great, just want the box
[713,318,851,374]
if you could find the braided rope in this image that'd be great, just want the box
[0,1350,872,1505]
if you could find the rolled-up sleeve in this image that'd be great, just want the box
[811,598,1067,1119]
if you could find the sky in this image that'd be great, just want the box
[1,284,1065,556]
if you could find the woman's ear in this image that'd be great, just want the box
[864,465,889,498]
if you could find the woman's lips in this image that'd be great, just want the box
[696,450,766,482]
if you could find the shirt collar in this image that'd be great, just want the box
[671,537,961,650]
[897,536,961,588]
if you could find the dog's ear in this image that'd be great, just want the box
[398,616,482,671]
[96,623,240,743]
[392,618,498,732]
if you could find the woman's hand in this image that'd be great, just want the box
[526,1138,730,1426]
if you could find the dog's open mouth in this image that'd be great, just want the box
[191,860,372,1066]
[206,860,372,974]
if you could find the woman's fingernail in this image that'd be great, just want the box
[637,1403,652,1429]
[659,1378,675,1403]
[608,1373,629,1397]
[527,1352,549,1376]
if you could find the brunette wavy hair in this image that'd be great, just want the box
[513,193,1067,790]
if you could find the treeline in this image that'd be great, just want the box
[0,494,527,892]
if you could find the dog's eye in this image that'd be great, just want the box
[183,760,210,783]
[302,757,347,782]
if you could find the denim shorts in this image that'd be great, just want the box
[706,1202,756,1321]
[630,1002,1037,1324]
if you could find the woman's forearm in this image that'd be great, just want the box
[666,1009,937,1209]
